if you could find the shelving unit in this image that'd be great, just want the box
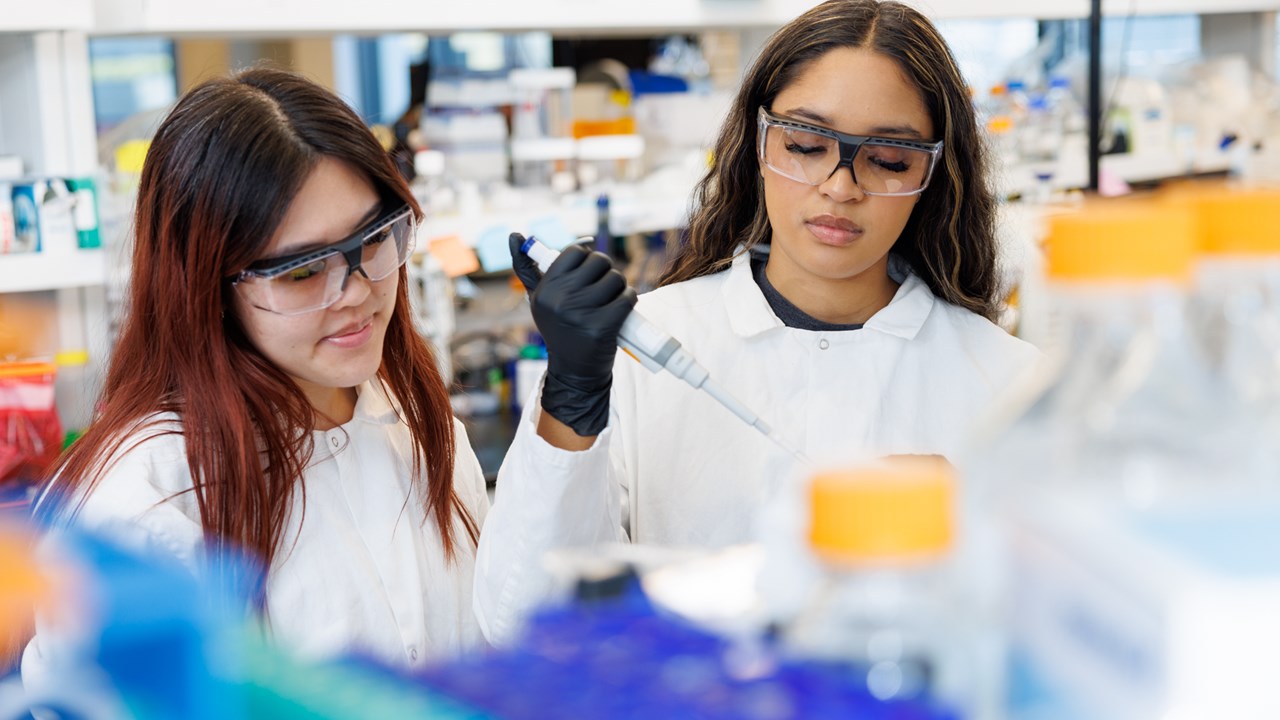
[0,251,105,294]
[89,0,1280,35]
[0,1,93,33]
[0,11,108,431]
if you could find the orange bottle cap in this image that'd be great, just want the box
[808,456,954,565]
[1044,198,1195,283]
[1185,186,1280,256]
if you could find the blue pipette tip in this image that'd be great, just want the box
[520,236,537,255]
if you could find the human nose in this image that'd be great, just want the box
[818,158,867,203]
[331,261,374,309]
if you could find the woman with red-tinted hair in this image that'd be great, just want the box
[21,67,488,686]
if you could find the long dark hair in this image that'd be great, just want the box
[50,67,477,587]
[663,0,1002,320]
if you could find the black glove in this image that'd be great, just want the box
[510,232,637,437]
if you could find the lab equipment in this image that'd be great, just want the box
[421,572,960,720]
[419,110,508,185]
[575,134,645,189]
[1178,185,1280,468]
[0,360,62,487]
[508,67,575,141]
[508,68,577,190]
[4,521,485,720]
[1009,489,1280,720]
[979,196,1280,720]
[519,236,807,464]
[979,198,1237,494]
[783,459,978,717]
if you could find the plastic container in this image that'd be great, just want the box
[984,198,1242,497]
[509,137,575,189]
[0,182,14,254]
[575,134,644,189]
[982,84,1017,170]
[1018,93,1058,201]
[420,575,959,720]
[508,67,575,140]
[976,197,1280,720]
[65,177,101,249]
[783,458,976,716]
[419,111,509,185]
[53,349,93,435]
[0,361,63,487]
[1176,184,1280,473]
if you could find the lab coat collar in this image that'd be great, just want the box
[722,249,935,340]
[352,379,403,425]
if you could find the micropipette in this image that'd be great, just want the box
[520,236,810,465]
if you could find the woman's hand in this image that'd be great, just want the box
[510,233,636,443]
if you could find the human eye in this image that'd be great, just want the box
[366,230,394,251]
[866,146,913,173]
[280,258,329,283]
[363,224,394,247]
[782,129,830,156]
[873,158,910,173]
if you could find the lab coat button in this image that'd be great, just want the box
[330,436,339,448]
[818,338,830,350]
[409,647,418,661]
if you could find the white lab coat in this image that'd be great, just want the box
[22,380,489,695]
[474,252,1041,643]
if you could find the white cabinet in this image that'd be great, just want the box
[0,250,105,293]
[920,0,1280,19]
[0,26,101,293]
[90,0,1280,35]
[0,32,95,177]
[91,0,777,35]
[0,1,93,33]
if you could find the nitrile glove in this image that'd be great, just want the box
[509,232,637,437]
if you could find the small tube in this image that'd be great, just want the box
[701,378,766,432]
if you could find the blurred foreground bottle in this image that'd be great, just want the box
[1176,184,1280,475]
[983,198,1243,498]
[783,457,980,718]
[979,198,1280,720]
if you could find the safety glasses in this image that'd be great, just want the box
[757,106,943,196]
[230,204,416,316]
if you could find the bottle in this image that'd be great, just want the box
[54,349,93,435]
[411,149,453,217]
[1177,184,1280,474]
[513,334,548,413]
[1045,75,1088,190]
[1045,75,1084,138]
[982,84,1017,170]
[1003,79,1030,132]
[0,182,13,254]
[594,193,612,257]
[1018,93,1057,203]
[65,177,101,249]
[976,196,1280,720]
[981,198,1235,496]
[783,457,978,716]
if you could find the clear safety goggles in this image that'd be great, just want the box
[230,204,416,316]
[757,106,944,197]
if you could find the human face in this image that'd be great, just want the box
[232,157,398,412]
[761,47,935,289]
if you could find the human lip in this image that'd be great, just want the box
[805,214,864,245]
[324,318,374,348]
